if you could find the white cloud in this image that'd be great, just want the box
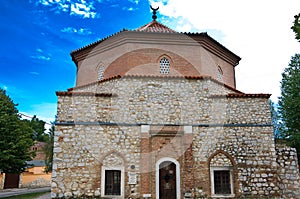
[149,0,300,102]
[128,0,139,4]
[61,27,75,33]
[77,28,93,35]
[31,55,51,61]
[61,27,93,35]
[36,0,99,18]
[31,48,51,61]
[36,0,70,11]
[123,7,138,11]
[38,0,51,6]
[29,72,40,75]
[58,2,69,12]
[111,4,119,8]
[70,2,97,18]
[1,85,8,91]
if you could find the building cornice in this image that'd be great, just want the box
[211,93,271,98]
[71,31,241,67]
[56,91,116,97]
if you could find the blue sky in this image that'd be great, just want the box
[1,0,299,124]
[0,0,155,123]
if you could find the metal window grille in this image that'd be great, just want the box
[214,170,231,194]
[160,58,170,74]
[217,67,223,81]
[105,170,121,195]
[98,66,104,80]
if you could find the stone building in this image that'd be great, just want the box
[52,9,300,199]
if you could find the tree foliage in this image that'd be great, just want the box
[44,124,54,173]
[269,100,282,139]
[291,13,300,42]
[24,115,47,142]
[0,88,35,173]
[278,54,300,162]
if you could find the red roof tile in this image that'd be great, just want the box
[56,91,116,97]
[135,20,177,33]
[211,93,271,98]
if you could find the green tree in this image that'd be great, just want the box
[0,88,35,174]
[291,13,300,42]
[24,115,47,142]
[269,100,282,139]
[278,54,300,163]
[44,124,54,173]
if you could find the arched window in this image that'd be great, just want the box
[98,66,104,80]
[209,152,235,197]
[217,66,223,81]
[101,153,125,197]
[160,57,170,74]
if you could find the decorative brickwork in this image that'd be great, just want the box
[210,152,233,167]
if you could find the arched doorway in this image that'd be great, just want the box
[156,158,180,199]
[159,161,176,199]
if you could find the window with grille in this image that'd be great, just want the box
[160,57,170,74]
[210,167,234,197]
[98,66,104,80]
[214,170,231,194]
[105,170,121,195]
[217,66,223,81]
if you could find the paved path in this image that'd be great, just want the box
[0,187,50,198]
[34,192,51,199]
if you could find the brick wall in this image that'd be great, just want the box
[75,32,236,88]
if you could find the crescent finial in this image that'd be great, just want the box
[150,5,159,21]
[150,5,159,11]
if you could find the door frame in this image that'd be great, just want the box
[156,157,180,199]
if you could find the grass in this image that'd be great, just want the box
[1,191,49,199]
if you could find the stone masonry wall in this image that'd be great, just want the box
[52,77,286,198]
[276,145,300,199]
[52,125,141,198]
[59,77,271,125]
[192,126,278,197]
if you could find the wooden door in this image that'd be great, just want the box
[159,161,176,199]
[4,173,19,189]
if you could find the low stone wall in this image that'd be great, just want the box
[276,145,300,199]
[0,173,3,189]
[20,173,51,188]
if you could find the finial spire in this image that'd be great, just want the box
[150,5,159,21]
